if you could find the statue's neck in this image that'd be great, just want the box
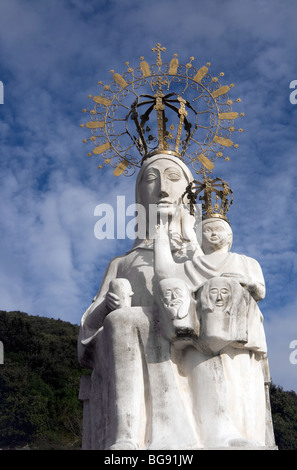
[203,247,229,256]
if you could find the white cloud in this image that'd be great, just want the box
[265,301,297,391]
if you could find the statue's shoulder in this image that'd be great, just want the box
[230,251,260,264]
[242,253,262,268]
[230,251,263,277]
[103,249,142,275]
[98,254,128,284]
[105,252,128,268]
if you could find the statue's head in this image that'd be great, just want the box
[134,154,197,244]
[197,276,249,316]
[201,217,233,254]
[157,277,191,320]
[136,154,193,216]
[208,277,232,311]
[196,276,249,353]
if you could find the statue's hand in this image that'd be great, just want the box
[155,218,181,244]
[221,273,249,287]
[221,272,265,301]
[106,291,121,311]
[155,219,169,240]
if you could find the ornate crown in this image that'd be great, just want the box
[182,172,233,224]
[81,43,244,177]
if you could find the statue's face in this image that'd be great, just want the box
[158,278,190,319]
[202,219,231,253]
[138,158,188,218]
[208,279,231,310]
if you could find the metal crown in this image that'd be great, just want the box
[81,43,244,177]
[182,172,233,224]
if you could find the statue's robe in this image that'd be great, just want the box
[183,251,269,446]
[78,246,272,449]
[78,244,201,450]
[185,251,267,353]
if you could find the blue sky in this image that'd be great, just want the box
[0,0,297,392]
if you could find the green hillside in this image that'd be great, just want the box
[0,310,89,449]
[0,310,296,450]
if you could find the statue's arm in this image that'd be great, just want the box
[222,257,265,302]
[222,274,265,301]
[154,221,185,280]
[81,256,121,331]
[246,280,265,302]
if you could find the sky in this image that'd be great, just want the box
[0,0,297,392]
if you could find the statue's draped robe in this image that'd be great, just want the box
[185,251,267,353]
[78,246,270,449]
[184,251,268,446]
[78,244,201,450]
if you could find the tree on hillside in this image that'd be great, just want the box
[0,310,88,449]
[270,383,297,450]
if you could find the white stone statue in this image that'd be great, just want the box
[78,155,203,450]
[78,153,276,450]
[154,216,271,448]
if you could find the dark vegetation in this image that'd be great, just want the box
[0,310,296,450]
[270,383,297,450]
[0,310,89,449]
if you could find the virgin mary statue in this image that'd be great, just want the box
[78,44,276,450]
[78,153,204,450]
